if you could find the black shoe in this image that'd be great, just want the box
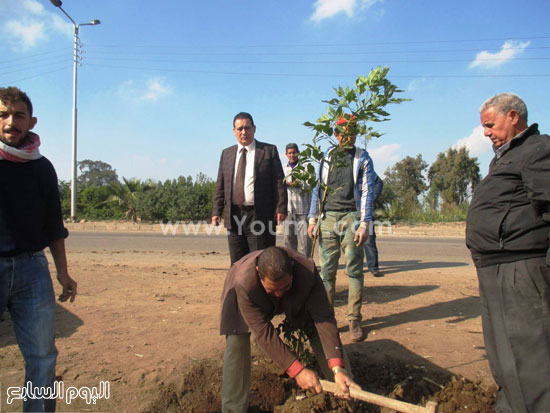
[371,269,383,277]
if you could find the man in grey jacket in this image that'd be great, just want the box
[466,93,550,413]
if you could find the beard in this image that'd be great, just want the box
[0,128,27,147]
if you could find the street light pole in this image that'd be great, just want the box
[49,0,100,221]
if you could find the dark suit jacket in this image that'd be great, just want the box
[212,140,287,230]
[219,247,343,372]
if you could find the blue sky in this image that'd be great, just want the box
[1,0,549,183]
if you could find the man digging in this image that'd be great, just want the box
[220,246,358,412]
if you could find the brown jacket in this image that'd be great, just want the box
[220,247,343,372]
[211,140,287,229]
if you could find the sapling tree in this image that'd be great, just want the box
[288,66,409,256]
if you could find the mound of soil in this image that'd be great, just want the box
[147,351,496,412]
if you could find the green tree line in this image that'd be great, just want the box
[377,146,481,222]
[59,160,215,222]
[60,150,480,223]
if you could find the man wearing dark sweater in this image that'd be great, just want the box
[0,86,77,412]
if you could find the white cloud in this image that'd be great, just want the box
[116,77,172,102]
[141,77,172,102]
[1,0,72,50]
[310,0,382,22]
[368,143,401,174]
[51,14,74,37]
[5,19,46,49]
[452,125,492,157]
[22,0,44,15]
[369,143,401,162]
[469,40,530,69]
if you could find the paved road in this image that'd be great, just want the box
[66,231,472,265]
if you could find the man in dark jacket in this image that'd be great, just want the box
[212,112,287,265]
[466,93,550,413]
[220,246,357,412]
[0,86,77,412]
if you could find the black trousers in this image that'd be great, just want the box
[477,257,550,413]
[228,205,276,265]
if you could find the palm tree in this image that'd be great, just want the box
[107,177,150,222]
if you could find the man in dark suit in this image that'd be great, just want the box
[220,246,358,412]
[212,112,287,265]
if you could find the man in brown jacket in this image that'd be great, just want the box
[220,246,357,412]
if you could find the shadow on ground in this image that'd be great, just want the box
[336,259,469,274]
[378,260,470,274]
[335,284,440,306]
[335,294,480,335]
[0,303,83,349]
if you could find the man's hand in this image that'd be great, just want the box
[49,238,76,303]
[354,225,368,246]
[276,213,287,225]
[212,216,221,226]
[295,368,322,394]
[334,371,361,399]
[57,271,77,303]
[308,224,317,240]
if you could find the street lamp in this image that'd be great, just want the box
[50,0,100,221]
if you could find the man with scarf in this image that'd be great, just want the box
[0,86,77,412]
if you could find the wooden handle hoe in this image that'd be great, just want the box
[320,380,437,413]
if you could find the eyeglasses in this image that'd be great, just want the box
[235,126,253,132]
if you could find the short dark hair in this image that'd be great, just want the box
[0,86,33,116]
[233,112,254,127]
[257,247,292,281]
[285,143,299,152]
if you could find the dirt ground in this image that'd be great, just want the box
[0,225,496,412]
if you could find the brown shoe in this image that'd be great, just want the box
[349,320,364,342]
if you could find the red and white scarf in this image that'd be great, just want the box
[0,132,42,162]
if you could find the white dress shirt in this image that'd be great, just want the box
[233,139,256,206]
